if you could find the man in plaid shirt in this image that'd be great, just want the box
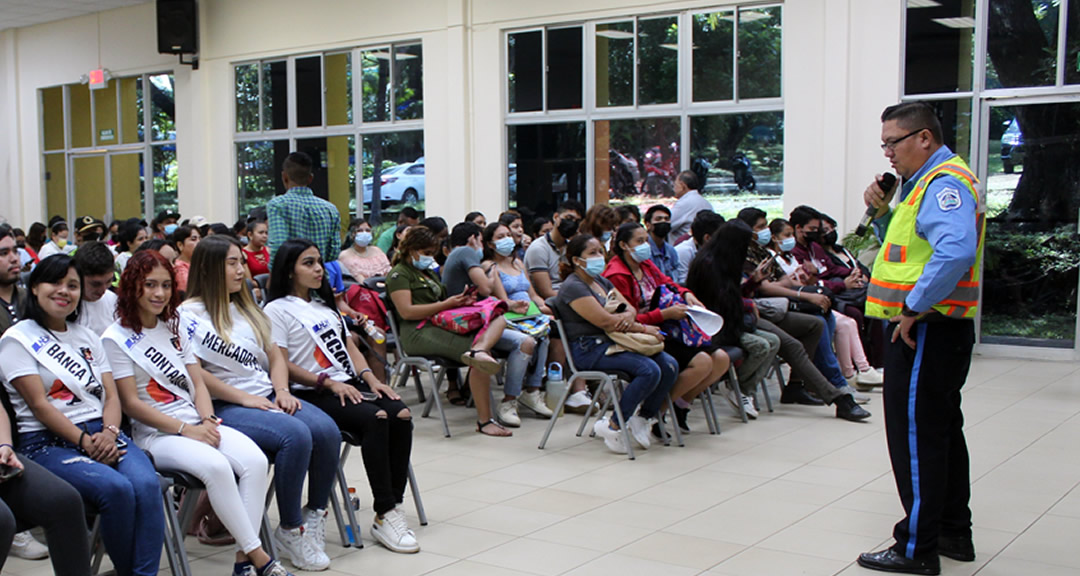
[267,152,341,265]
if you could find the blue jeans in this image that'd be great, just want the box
[20,418,163,576]
[812,310,849,389]
[214,395,340,528]
[570,336,676,420]
[494,330,549,396]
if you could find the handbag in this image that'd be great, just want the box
[603,290,664,356]
[754,296,789,322]
[422,296,508,335]
[648,284,712,348]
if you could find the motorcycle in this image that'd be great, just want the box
[730,152,756,192]
[642,144,678,197]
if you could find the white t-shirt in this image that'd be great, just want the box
[77,290,118,336]
[103,321,201,442]
[265,296,353,390]
[179,300,274,398]
[0,321,111,432]
[115,251,133,273]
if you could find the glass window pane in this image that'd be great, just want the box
[738,6,782,99]
[926,99,974,165]
[596,21,634,108]
[263,61,288,130]
[73,156,107,220]
[692,12,734,102]
[904,0,975,95]
[362,131,425,224]
[70,83,92,148]
[111,153,144,221]
[690,112,784,219]
[361,49,391,122]
[598,117,679,204]
[153,144,179,218]
[508,31,543,113]
[547,27,583,110]
[325,53,352,126]
[509,122,587,211]
[235,63,260,132]
[93,81,118,146]
[237,140,290,216]
[44,153,67,220]
[987,0,1058,89]
[637,16,678,105]
[395,44,424,120]
[297,136,356,227]
[150,74,176,141]
[120,77,142,144]
[41,86,65,151]
[296,56,323,127]
[1068,4,1080,85]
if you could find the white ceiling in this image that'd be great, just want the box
[0,0,150,33]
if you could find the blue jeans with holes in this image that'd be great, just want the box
[20,418,163,576]
[494,330,549,397]
[214,394,340,528]
[569,336,676,420]
[812,311,849,389]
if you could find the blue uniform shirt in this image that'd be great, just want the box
[873,146,978,313]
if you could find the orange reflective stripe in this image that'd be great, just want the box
[866,295,899,308]
[870,278,916,292]
[900,245,907,263]
[947,305,957,316]
[939,299,979,307]
[956,280,979,288]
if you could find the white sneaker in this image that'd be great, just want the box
[372,507,420,553]
[837,385,871,405]
[565,390,593,414]
[251,560,294,576]
[273,525,330,571]
[626,415,651,450]
[518,389,554,418]
[856,368,884,386]
[302,507,328,552]
[592,417,628,454]
[11,530,48,560]
[723,386,742,417]
[496,399,522,427]
[741,394,759,419]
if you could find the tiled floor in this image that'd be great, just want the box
[6,355,1080,575]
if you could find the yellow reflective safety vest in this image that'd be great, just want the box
[866,155,984,319]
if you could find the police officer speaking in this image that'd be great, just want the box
[857,102,983,575]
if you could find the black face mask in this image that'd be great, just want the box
[557,218,579,239]
[823,230,838,247]
[15,242,24,249]
[651,222,672,239]
[804,229,821,243]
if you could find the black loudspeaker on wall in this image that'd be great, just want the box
[157,0,198,55]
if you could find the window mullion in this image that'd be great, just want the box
[287,57,298,132]
[389,44,397,122]
[633,18,639,109]
[542,29,549,112]
[733,6,740,103]
[1056,0,1068,87]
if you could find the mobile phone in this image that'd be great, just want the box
[0,463,22,482]
[207,414,222,425]
[359,391,380,402]
[464,285,479,298]
[115,438,128,450]
[759,253,779,269]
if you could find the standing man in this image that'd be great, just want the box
[668,171,713,243]
[857,102,982,575]
[267,151,342,264]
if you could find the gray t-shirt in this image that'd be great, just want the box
[524,234,563,291]
[442,246,483,296]
[553,274,614,341]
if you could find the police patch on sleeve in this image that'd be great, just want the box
[936,187,962,212]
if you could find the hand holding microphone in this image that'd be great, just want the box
[855,173,898,236]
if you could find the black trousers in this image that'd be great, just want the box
[883,318,974,558]
[0,457,90,575]
[295,380,413,516]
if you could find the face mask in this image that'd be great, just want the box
[412,255,435,270]
[494,237,516,256]
[15,241,24,249]
[354,231,373,247]
[630,242,652,263]
[756,228,772,247]
[579,256,605,277]
[780,237,796,253]
[164,223,179,235]
[823,230,838,247]
[601,231,612,243]
[557,218,579,239]
[55,238,67,248]
[651,222,671,239]
[804,229,821,243]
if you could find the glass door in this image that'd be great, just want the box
[68,151,145,224]
[978,98,1080,349]
[109,151,145,221]
[69,154,106,223]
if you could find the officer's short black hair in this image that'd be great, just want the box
[881,101,943,145]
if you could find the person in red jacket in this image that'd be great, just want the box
[602,222,730,433]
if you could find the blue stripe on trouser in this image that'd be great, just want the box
[905,322,928,559]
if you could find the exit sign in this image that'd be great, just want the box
[89,69,107,90]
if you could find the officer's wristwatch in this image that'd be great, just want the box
[901,305,920,318]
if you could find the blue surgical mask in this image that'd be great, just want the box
[494,237,516,256]
[601,231,613,243]
[412,255,435,270]
[780,237,796,253]
[756,228,772,247]
[354,231,373,247]
[630,242,652,263]
[164,223,178,235]
[580,256,605,277]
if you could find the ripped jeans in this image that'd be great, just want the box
[19,418,163,576]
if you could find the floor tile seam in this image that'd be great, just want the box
[966,483,1080,575]
[969,409,1080,487]
[460,533,603,576]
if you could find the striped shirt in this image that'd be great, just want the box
[267,187,341,265]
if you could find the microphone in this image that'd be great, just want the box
[854,173,897,236]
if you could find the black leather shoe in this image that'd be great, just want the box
[780,382,824,405]
[938,536,975,562]
[857,548,940,575]
[835,394,871,421]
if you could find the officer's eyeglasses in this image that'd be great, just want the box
[880,128,928,151]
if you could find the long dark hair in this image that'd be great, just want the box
[611,222,642,264]
[22,254,82,326]
[686,222,752,345]
[481,222,508,262]
[558,233,597,280]
[267,239,337,315]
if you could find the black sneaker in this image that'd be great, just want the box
[780,382,825,405]
[673,405,690,433]
[835,394,871,421]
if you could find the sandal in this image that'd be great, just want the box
[460,349,501,375]
[446,386,466,406]
[476,419,512,437]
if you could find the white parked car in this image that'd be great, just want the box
[362,158,425,205]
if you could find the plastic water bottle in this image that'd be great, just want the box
[348,486,360,510]
[545,362,566,417]
[365,319,386,344]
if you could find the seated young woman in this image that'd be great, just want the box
[104,251,290,576]
[386,226,512,437]
[551,234,678,454]
[602,222,730,434]
[337,219,391,283]
[178,236,339,572]
[0,254,164,576]
[264,239,419,554]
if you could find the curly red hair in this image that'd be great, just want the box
[116,250,181,335]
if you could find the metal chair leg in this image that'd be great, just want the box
[261,477,278,559]
[89,516,105,575]
[664,396,685,447]
[538,374,578,450]
[407,463,428,526]
[332,443,363,548]
[429,366,452,437]
[161,476,192,576]
[728,366,749,423]
[607,379,635,461]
